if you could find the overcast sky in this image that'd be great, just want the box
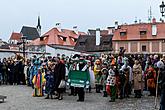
[0,0,163,41]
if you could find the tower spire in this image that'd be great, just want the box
[148,6,152,23]
[37,16,41,36]
[134,17,137,24]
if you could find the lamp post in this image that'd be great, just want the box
[21,36,26,59]
[160,1,165,17]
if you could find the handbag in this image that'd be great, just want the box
[58,80,66,88]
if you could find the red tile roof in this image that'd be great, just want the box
[112,22,165,41]
[30,28,86,46]
[9,32,22,41]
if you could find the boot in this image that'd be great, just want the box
[134,90,137,98]
[77,87,84,102]
[103,91,108,97]
[89,86,91,93]
[96,85,101,93]
[69,86,75,96]
[137,90,141,98]
[50,95,53,99]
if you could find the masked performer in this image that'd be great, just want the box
[94,59,102,93]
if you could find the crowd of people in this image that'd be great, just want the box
[0,51,165,109]
[0,55,26,85]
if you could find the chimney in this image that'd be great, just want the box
[107,27,114,35]
[73,26,78,34]
[96,28,101,46]
[115,21,118,30]
[56,23,61,32]
[152,18,156,24]
[152,18,157,36]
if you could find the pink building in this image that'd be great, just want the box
[111,18,165,54]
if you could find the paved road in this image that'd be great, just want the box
[0,85,160,110]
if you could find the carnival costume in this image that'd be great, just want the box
[44,68,54,99]
[119,57,132,98]
[106,68,116,102]
[68,59,90,102]
[100,67,108,97]
[94,59,102,93]
[30,59,41,88]
[146,65,156,96]
[133,61,142,98]
[32,68,46,97]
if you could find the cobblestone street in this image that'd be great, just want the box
[0,85,161,110]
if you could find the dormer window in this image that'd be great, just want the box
[120,32,127,36]
[140,31,147,36]
[40,37,44,41]
[58,35,67,41]
[120,29,127,36]
[63,37,66,41]
[74,38,77,42]
[139,28,147,36]
[70,37,77,42]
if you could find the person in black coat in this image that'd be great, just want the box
[2,58,7,85]
[8,60,14,85]
[13,60,19,85]
[18,60,25,85]
[53,57,66,100]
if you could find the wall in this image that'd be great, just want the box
[0,52,15,59]
[0,49,46,59]
[130,42,137,52]
[162,42,165,52]
[113,40,163,53]
[152,41,159,52]
[46,45,80,57]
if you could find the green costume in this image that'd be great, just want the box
[67,59,90,101]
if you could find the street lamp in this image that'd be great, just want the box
[160,1,165,17]
[21,36,27,59]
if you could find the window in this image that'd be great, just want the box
[71,38,77,42]
[58,35,66,41]
[120,32,127,36]
[63,37,66,41]
[142,45,146,51]
[74,38,77,42]
[140,31,147,36]
[40,37,44,41]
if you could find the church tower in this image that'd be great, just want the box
[37,16,41,36]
